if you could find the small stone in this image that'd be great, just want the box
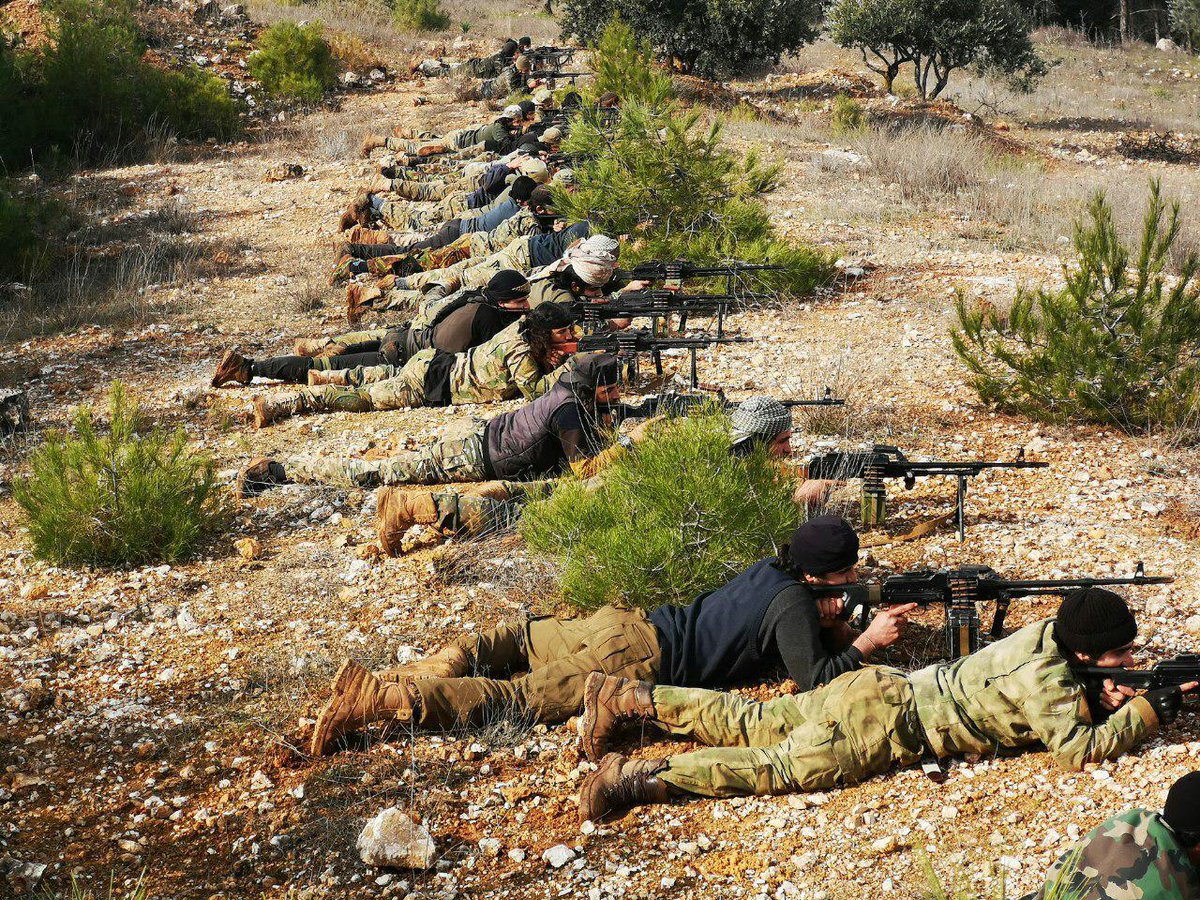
[941,805,959,820]
[478,837,502,857]
[580,820,596,835]
[542,844,577,868]
[508,848,526,863]
[357,808,437,869]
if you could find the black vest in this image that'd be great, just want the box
[650,557,797,688]
[482,378,581,480]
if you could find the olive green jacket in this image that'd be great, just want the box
[910,620,1156,769]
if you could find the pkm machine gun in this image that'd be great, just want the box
[616,387,843,421]
[816,562,1172,660]
[804,445,1048,540]
[571,329,752,387]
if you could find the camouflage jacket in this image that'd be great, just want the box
[909,620,1157,769]
[481,208,538,251]
[1022,808,1200,900]
[449,320,568,403]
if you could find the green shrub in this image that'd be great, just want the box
[1171,0,1200,47]
[13,382,231,567]
[552,99,834,296]
[953,179,1200,435]
[586,15,673,107]
[521,413,802,609]
[830,93,866,135]
[0,184,72,283]
[0,0,239,170]
[392,0,451,31]
[559,0,821,77]
[249,21,337,102]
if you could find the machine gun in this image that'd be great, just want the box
[616,387,843,421]
[527,45,578,66]
[804,445,1048,540]
[627,259,787,293]
[531,69,589,87]
[570,329,752,387]
[575,291,771,337]
[1074,654,1200,690]
[817,563,1172,660]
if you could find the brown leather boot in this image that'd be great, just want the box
[211,349,253,388]
[378,644,472,683]
[578,754,672,824]
[310,660,417,755]
[346,282,383,324]
[375,487,443,556]
[252,395,301,429]
[238,457,286,497]
[578,672,658,762]
[360,134,387,157]
[338,191,373,231]
[307,369,350,387]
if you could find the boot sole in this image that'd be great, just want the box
[577,671,607,762]
[309,660,370,757]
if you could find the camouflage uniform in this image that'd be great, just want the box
[1022,809,1200,900]
[399,235,533,292]
[651,621,1158,798]
[468,208,537,255]
[299,321,567,412]
[286,420,489,488]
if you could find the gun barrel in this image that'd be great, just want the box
[990,574,1174,596]
[891,461,1049,474]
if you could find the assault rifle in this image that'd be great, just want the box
[569,329,752,387]
[617,387,843,421]
[527,45,578,66]
[1075,654,1200,689]
[817,563,1172,660]
[532,70,589,86]
[804,445,1048,540]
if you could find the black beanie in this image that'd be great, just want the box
[789,515,859,576]
[518,99,536,117]
[501,39,518,55]
[564,352,620,389]
[509,175,537,204]
[485,270,529,303]
[524,300,577,332]
[528,185,555,210]
[1053,587,1137,656]
[1164,773,1200,840]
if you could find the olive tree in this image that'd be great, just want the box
[558,0,821,77]
[828,0,1047,99]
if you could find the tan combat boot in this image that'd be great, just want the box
[307,369,350,387]
[310,660,418,755]
[577,754,672,824]
[346,282,384,324]
[577,672,659,762]
[211,349,253,388]
[378,644,472,683]
[375,487,444,556]
[359,134,388,157]
[237,457,286,497]
[252,395,301,429]
[294,338,344,357]
[338,191,373,231]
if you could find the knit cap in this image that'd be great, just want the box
[789,515,859,577]
[730,397,793,446]
[521,158,550,183]
[552,167,575,186]
[542,126,563,143]
[1164,772,1200,839]
[1053,587,1137,656]
[501,104,523,120]
[484,270,530,303]
[533,88,555,107]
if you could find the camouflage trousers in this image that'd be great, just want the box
[400,236,531,292]
[391,179,456,203]
[654,667,926,798]
[286,422,488,488]
[301,348,438,411]
[385,127,478,154]
[410,605,662,728]
[377,199,443,234]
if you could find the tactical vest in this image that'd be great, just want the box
[650,557,797,688]
[482,378,581,479]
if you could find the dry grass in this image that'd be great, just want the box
[248,0,423,67]
[851,124,996,205]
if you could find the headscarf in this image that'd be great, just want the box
[730,397,793,447]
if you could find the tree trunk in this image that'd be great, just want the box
[0,388,29,436]
[1119,0,1129,41]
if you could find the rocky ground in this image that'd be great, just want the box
[3,10,1200,899]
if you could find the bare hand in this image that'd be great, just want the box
[629,415,667,445]
[547,348,571,367]
[1099,678,1137,712]
[794,479,834,507]
[817,595,845,628]
[863,602,918,650]
[623,279,651,292]
[1180,681,1199,694]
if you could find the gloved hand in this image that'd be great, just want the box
[1145,686,1184,725]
